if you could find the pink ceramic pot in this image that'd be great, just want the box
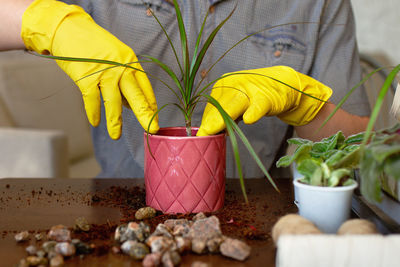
[144,127,226,214]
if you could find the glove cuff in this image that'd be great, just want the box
[21,0,86,54]
[278,83,332,126]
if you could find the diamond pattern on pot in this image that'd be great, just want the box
[144,130,226,214]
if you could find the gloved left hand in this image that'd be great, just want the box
[197,66,332,136]
[21,0,159,140]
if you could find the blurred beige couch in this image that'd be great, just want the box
[0,50,100,178]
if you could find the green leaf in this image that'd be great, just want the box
[345,132,365,144]
[202,94,279,202]
[319,67,386,132]
[360,149,383,203]
[325,150,346,167]
[370,144,400,164]
[383,155,400,180]
[143,5,183,76]
[331,147,361,169]
[275,155,293,168]
[188,4,237,97]
[287,138,312,146]
[297,159,322,185]
[172,0,190,97]
[362,64,400,146]
[327,168,351,187]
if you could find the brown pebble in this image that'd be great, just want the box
[49,254,64,267]
[271,214,321,244]
[135,207,157,220]
[337,219,378,235]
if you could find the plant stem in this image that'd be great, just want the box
[185,120,192,136]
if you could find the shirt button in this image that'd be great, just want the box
[209,5,216,13]
[201,69,208,79]
[274,50,282,57]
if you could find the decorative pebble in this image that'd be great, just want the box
[15,231,30,242]
[174,236,191,253]
[189,216,222,241]
[135,207,157,220]
[191,238,207,254]
[337,219,378,235]
[25,245,37,256]
[55,242,76,257]
[220,237,251,261]
[152,223,173,239]
[114,224,127,242]
[47,225,71,242]
[142,252,162,267]
[206,236,224,253]
[121,240,150,260]
[111,246,121,254]
[271,214,321,244]
[49,254,64,267]
[34,233,44,241]
[26,256,48,266]
[36,250,46,258]
[71,239,92,255]
[146,235,174,254]
[116,222,151,243]
[42,241,57,253]
[163,219,190,230]
[192,212,207,221]
[74,217,90,232]
[161,250,181,267]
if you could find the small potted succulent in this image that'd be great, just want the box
[276,131,362,233]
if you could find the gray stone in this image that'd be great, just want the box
[121,240,150,260]
[189,216,222,241]
[220,238,251,261]
[142,252,162,267]
[55,242,76,257]
[47,225,71,242]
[14,231,30,242]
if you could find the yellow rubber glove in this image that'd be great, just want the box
[21,0,159,139]
[197,66,332,136]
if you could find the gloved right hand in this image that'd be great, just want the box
[197,66,333,136]
[21,0,159,140]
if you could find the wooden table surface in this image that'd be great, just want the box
[0,178,296,266]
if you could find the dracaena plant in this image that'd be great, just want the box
[31,0,326,202]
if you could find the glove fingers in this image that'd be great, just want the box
[134,65,158,113]
[198,89,249,136]
[99,71,123,140]
[120,70,160,134]
[77,77,101,128]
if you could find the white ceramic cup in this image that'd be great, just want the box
[293,178,358,233]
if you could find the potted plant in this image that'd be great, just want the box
[323,63,400,205]
[358,123,400,204]
[35,1,293,214]
[276,131,362,233]
[275,61,400,232]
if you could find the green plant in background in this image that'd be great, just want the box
[360,123,400,203]
[276,131,363,187]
